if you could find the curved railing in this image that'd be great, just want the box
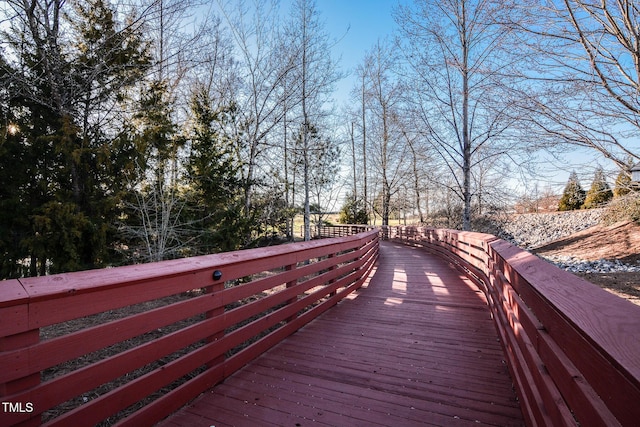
[313,224,377,239]
[386,225,640,427]
[0,230,379,426]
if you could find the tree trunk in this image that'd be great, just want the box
[406,133,424,223]
[461,1,472,231]
[351,122,357,198]
[361,73,368,224]
[303,126,311,240]
[283,90,293,241]
[382,109,390,226]
[301,3,311,241]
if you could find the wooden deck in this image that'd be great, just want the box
[158,241,524,427]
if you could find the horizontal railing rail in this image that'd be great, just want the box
[0,230,379,427]
[385,225,640,427]
[313,224,377,239]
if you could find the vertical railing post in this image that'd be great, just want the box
[285,263,298,322]
[205,273,225,369]
[0,329,40,427]
[328,253,337,297]
[0,280,40,427]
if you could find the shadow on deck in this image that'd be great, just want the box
[159,241,524,426]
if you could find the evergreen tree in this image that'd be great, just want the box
[583,168,613,208]
[1,0,149,275]
[613,158,638,197]
[339,194,369,224]
[118,80,189,262]
[0,74,35,277]
[185,88,247,253]
[134,80,181,184]
[614,169,632,197]
[558,171,586,211]
[0,59,72,276]
[49,0,149,272]
[0,57,23,277]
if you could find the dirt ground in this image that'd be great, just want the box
[532,221,640,305]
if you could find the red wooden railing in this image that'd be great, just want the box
[385,225,640,427]
[0,230,379,427]
[313,224,377,239]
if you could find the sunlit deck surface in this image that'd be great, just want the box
[158,241,524,426]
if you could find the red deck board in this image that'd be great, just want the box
[258,344,515,399]
[226,367,489,426]
[157,241,524,426]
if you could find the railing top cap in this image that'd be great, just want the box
[3,230,379,305]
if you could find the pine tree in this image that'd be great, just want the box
[46,0,149,272]
[118,80,189,262]
[1,0,149,275]
[339,194,369,224]
[583,168,613,208]
[614,170,632,197]
[613,158,637,197]
[558,171,586,211]
[185,89,247,253]
[0,81,36,277]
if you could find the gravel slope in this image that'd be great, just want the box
[495,211,640,305]
[497,209,605,250]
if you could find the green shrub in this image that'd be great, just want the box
[614,169,632,197]
[601,193,640,225]
[338,195,369,224]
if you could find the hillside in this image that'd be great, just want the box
[487,210,639,305]
[532,220,640,265]
[531,220,640,305]
[496,209,605,249]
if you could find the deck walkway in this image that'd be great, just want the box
[158,241,524,426]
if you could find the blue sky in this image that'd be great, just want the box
[311,1,623,191]
[203,0,402,107]
[206,0,629,191]
[319,0,398,67]
[310,0,402,106]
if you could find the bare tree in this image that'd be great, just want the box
[120,170,194,262]
[307,128,341,234]
[217,0,294,217]
[350,122,358,200]
[396,0,520,230]
[512,0,640,169]
[283,0,341,240]
[187,14,239,112]
[362,40,409,226]
[402,130,427,223]
[359,63,370,222]
[344,64,371,225]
